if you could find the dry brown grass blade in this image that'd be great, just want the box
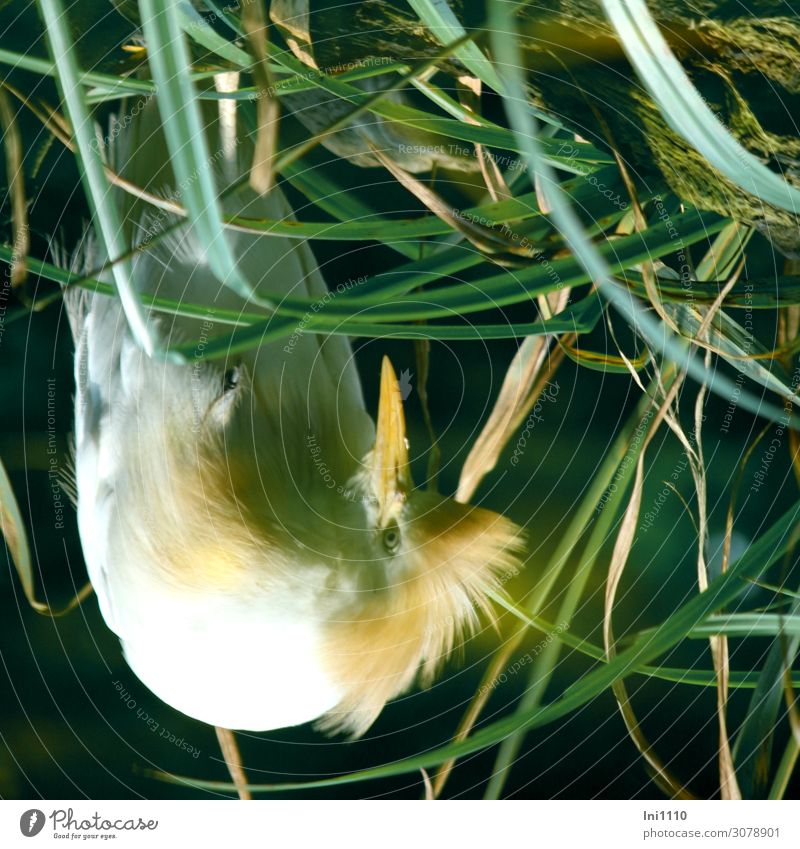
[602,123,681,338]
[366,142,532,263]
[782,585,800,749]
[779,260,800,370]
[789,427,800,491]
[0,87,29,288]
[559,333,652,373]
[420,768,434,800]
[1,82,65,142]
[18,52,484,251]
[694,381,740,800]
[475,144,511,203]
[366,142,502,248]
[457,335,569,503]
[37,99,511,257]
[24,80,547,276]
[455,76,512,203]
[214,727,251,800]
[429,284,572,796]
[214,72,242,176]
[1,452,34,601]
[533,162,552,214]
[650,256,744,799]
[241,0,279,194]
[537,286,571,322]
[1,91,190,227]
[693,423,739,799]
[28,582,94,618]
[436,297,573,795]
[700,222,749,280]
[668,260,761,369]
[784,668,800,755]
[270,32,474,178]
[721,421,772,632]
[653,319,740,796]
[687,295,742,798]
[1,452,93,616]
[713,633,739,798]
[603,373,695,799]
[269,0,314,64]
[603,304,652,387]
[561,70,678,336]
[1,81,71,148]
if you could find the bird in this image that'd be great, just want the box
[64,84,524,738]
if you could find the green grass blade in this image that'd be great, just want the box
[176,2,252,67]
[668,303,797,402]
[488,3,794,429]
[485,375,670,797]
[138,0,254,301]
[732,592,800,798]
[266,44,612,175]
[668,613,800,639]
[695,222,753,282]
[278,158,419,259]
[0,46,156,94]
[39,0,157,355]
[602,0,800,213]
[627,274,800,309]
[768,736,800,800]
[0,205,731,335]
[11,174,707,326]
[150,495,800,793]
[201,0,243,36]
[168,295,605,360]
[406,0,506,95]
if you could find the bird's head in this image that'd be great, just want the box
[313,357,526,736]
[104,341,524,737]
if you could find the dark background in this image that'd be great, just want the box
[1,0,798,799]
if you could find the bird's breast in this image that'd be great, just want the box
[120,586,343,732]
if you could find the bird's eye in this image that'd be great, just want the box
[223,366,240,392]
[207,364,244,428]
[382,524,401,555]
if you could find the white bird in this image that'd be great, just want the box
[65,91,523,738]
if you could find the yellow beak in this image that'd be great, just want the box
[370,356,412,527]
